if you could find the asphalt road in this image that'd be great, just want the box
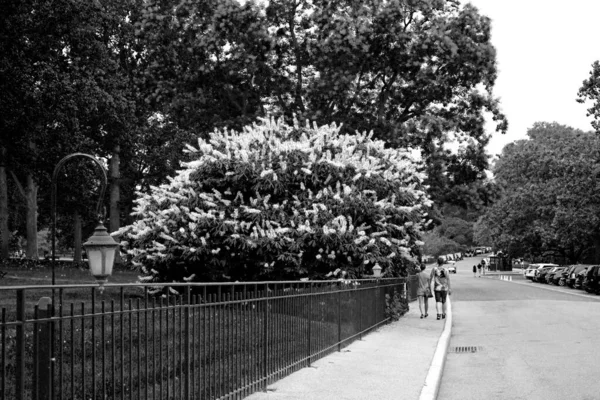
[438,256,600,400]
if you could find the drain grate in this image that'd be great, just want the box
[449,346,481,353]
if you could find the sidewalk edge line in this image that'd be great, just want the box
[418,296,452,400]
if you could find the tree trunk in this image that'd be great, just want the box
[109,145,122,264]
[25,172,38,259]
[0,147,9,259]
[73,210,82,262]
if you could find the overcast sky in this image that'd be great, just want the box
[466,0,600,156]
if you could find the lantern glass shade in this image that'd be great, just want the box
[86,246,116,280]
[83,223,119,285]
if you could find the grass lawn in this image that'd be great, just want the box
[0,264,141,318]
[0,263,139,286]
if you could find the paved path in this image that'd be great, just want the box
[245,281,447,400]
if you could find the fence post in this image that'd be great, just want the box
[263,283,269,391]
[307,283,312,366]
[184,286,191,400]
[34,297,53,400]
[15,290,25,400]
[373,280,378,324]
[358,283,362,340]
[337,286,341,352]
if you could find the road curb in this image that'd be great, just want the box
[418,296,452,400]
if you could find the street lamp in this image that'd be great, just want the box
[83,223,119,292]
[51,153,119,292]
[372,264,382,278]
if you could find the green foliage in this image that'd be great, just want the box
[116,118,432,284]
[385,289,409,321]
[578,60,600,132]
[422,229,465,257]
[1,0,506,265]
[479,122,600,262]
[472,215,493,247]
[136,0,506,198]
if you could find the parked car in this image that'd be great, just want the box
[582,266,600,294]
[524,264,544,280]
[537,266,557,284]
[553,265,574,286]
[464,250,474,257]
[547,266,567,284]
[566,265,589,287]
[574,267,590,289]
[532,264,559,283]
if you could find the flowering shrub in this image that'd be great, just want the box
[115,117,432,284]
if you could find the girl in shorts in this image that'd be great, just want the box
[431,258,452,320]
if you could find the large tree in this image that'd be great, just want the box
[137,0,506,197]
[0,0,142,258]
[479,122,600,262]
[2,0,506,262]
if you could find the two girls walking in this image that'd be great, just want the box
[416,258,452,320]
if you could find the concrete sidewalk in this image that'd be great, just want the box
[245,299,452,400]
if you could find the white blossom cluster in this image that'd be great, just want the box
[114,117,432,282]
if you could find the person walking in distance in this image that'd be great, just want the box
[416,264,430,319]
[473,264,477,277]
[477,262,482,277]
[431,258,452,320]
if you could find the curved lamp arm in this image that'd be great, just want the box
[50,153,108,286]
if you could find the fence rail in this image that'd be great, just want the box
[0,277,415,400]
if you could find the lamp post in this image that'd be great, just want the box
[372,264,382,278]
[51,153,119,292]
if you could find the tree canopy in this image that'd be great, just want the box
[578,60,600,132]
[137,0,506,199]
[1,0,506,264]
[478,122,600,262]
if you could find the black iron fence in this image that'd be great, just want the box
[0,278,414,400]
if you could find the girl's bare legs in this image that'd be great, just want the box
[418,296,428,317]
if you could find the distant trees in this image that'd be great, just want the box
[478,122,600,263]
